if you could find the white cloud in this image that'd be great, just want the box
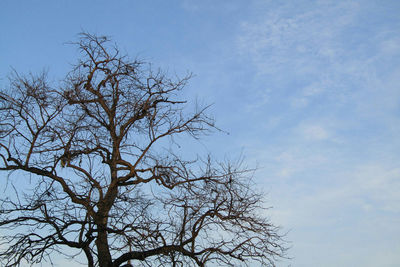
[233,1,400,266]
[237,1,360,75]
[300,124,330,141]
[235,0,400,116]
[380,37,400,55]
[265,161,400,266]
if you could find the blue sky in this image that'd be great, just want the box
[1,0,400,266]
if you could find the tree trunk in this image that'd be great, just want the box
[96,168,118,267]
[96,226,113,267]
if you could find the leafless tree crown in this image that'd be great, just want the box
[0,33,285,267]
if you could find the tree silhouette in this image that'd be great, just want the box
[0,33,285,267]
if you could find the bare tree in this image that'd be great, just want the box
[0,33,285,267]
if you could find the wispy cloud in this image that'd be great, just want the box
[237,1,360,73]
[298,124,330,141]
[234,1,400,266]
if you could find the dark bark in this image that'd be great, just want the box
[96,227,112,267]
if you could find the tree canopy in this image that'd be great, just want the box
[0,33,285,267]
